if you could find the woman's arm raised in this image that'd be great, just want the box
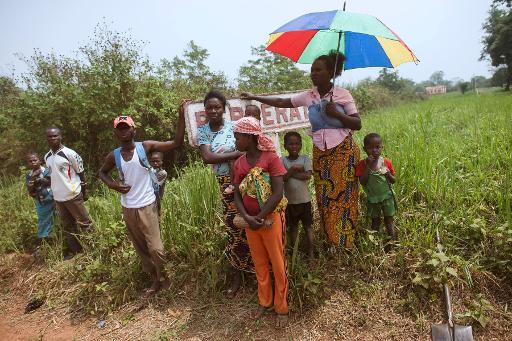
[240,92,294,108]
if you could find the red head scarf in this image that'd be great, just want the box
[233,117,276,152]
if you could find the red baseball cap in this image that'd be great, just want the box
[113,115,136,128]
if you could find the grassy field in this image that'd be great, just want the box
[0,91,511,339]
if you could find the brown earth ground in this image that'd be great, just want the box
[0,253,511,341]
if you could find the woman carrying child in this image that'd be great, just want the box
[241,51,362,249]
[196,90,254,297]
[25,152,55,243]
[232,116,289,327]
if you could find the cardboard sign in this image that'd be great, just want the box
[185,92,310,146]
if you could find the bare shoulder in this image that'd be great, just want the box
[104,150,116,163]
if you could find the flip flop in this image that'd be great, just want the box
[252,305,273,319]
[141,288,158,299]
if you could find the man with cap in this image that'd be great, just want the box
[45,126,93,259]
[99,105,185,296]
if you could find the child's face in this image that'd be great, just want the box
[27,155,41,170]
[149,155,163,168]
[244,107,261,121]
[234,132,251,152]
[364,137,383,158]
[285,136,302,157]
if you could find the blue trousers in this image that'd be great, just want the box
[35,199,55,238]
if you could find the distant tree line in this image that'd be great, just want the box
[481,0,512,90]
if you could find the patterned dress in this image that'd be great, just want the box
[291,87,360,248]
[197,120,254,272]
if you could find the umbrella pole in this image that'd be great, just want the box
[332,31,342,93]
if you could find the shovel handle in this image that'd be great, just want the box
[443,283,454,328]
[436,228,454,327]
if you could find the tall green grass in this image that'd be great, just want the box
[0,91,511,315]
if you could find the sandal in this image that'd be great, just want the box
[252,305,272,319]
[142,280,161,298]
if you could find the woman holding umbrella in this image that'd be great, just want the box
[241,51,361,249]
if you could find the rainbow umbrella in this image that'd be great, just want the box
[266,10,419,71]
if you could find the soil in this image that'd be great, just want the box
[0,253,511,341]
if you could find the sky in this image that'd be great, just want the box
[0,0,495,86]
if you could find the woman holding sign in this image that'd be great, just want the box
[241,52,361,249]
[196,90,254,297]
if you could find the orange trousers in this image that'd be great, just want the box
[245,211,288,315]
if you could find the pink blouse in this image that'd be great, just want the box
[291,87,358,151]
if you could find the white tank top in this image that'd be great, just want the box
[120,151,156,208]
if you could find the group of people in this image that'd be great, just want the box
[25,51,398,327]
[26,128,93,258]
[194,52,398,326]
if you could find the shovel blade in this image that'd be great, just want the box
[431,323,452,341]
[431,324,474,341]
[453,324,474,341]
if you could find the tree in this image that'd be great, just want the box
[237,46,310,94]
[429,71,446,85]
[493,0,511,7]
[0,76,21,133]
[160,41,230,97]
[375,68,402,92]
[458,81,470,94]
[0,24,226,175]
[481,4,512,90]
[471,75,490,88]
[490,66,509,86]
[374,68,414,93]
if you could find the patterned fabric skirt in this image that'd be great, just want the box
[313,136,360,248]
[217,175,254,273]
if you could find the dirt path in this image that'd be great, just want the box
[1,253,511,340]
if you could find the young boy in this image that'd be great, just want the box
[25,152,55,242]
[281,132,314,258]
[99,107,185,297]
[355,133,397,245]
[149,151,168,216]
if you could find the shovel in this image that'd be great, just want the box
[431,229,474,341]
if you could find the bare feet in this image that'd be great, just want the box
[252,305,270,320]
[226,269,241,298]
[142,280,161,299]
[276,314,289,328]
[159,278,171,292]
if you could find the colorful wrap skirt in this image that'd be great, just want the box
[313,136,360,248]
[217,175,254,273]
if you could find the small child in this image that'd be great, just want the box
[281,132,314,259]
[149,151,168,216]
[355,133,397,245]
[25,152,55,242]
[224,105,263,195]
[244,104,261,121]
